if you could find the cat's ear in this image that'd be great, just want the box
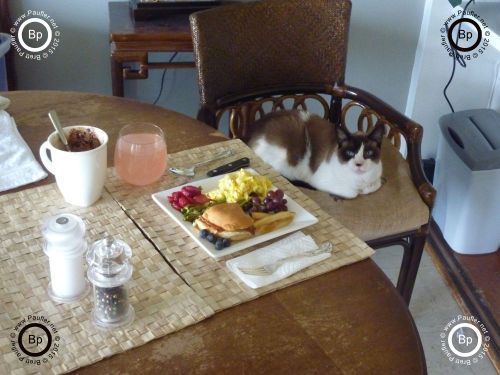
[368,122,385,145]
[336,126,350,144]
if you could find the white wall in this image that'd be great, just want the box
[10,0,426,122]
[10,0,111,94]
[346,0,426,112]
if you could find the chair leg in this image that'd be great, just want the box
[397,227,428,305]
[396,239,412,297]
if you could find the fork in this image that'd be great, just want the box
[237,242,333,276]
[169,148,233,176]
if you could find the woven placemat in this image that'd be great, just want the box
[105,139,375,312]
[0,186,214,375]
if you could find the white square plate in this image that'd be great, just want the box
[151,169,318,259]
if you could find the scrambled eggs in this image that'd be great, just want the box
[208,169,272,203]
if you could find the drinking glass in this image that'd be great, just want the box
[114,123,167,186]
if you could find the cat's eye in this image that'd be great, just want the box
[364,150,373,157]
[346,150,355,158]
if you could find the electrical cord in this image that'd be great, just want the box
[153,52,179,105]
[443,0,475,113]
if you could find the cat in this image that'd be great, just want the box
[248,110,385,199]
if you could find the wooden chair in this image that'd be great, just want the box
[189,0,436,304]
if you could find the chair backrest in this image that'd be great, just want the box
[0,0,10,34]
[190,0,352,133]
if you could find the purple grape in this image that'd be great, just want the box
[275,189,284,200]
[282,199,287,204]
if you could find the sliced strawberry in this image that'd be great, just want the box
[171,202,182,211]
[184,193,196,204]
[192,194,210,204]
[167,195,174,203]
[178,196,191,208]
[171,191,182,201]
[181,185,201,198]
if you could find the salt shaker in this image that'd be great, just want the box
[42,213,90,303]
[87,237,134,329]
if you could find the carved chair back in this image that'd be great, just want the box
[190,0,401,148]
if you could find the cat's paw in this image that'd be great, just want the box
[324,186,358,199]
[361,179,382,195]
[329,193,349,201]
[330,190,358,199]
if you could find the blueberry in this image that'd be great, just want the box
[199,229,209,239]
[215,238,225,250]
[206,233,216,243]
[222,238,231,248]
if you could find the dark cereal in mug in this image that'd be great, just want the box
[67,128,101,152]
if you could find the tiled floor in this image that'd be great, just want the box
[372,246,497,375]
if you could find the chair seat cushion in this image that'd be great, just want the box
[300,140,429,242]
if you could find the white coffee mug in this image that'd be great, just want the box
[39,126,108,207]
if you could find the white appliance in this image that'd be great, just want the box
[433,109,500,254]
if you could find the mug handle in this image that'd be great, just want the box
[39,141,56,175]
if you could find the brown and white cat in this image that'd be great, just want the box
[248,110,385,199]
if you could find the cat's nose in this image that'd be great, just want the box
[355,162,363,167]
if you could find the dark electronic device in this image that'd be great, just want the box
[129,0,222,21]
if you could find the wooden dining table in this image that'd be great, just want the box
[1,91,426,374]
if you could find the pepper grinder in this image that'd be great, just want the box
[42,213,90,303]
[87,237,134,329]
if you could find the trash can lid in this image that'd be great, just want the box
[439,109,500,171]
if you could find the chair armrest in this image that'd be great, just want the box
[335,85,436,209]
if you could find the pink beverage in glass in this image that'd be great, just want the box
[114,123,167,186]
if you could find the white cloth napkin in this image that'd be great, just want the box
[226,232,331,289]
[0,110,47,192]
